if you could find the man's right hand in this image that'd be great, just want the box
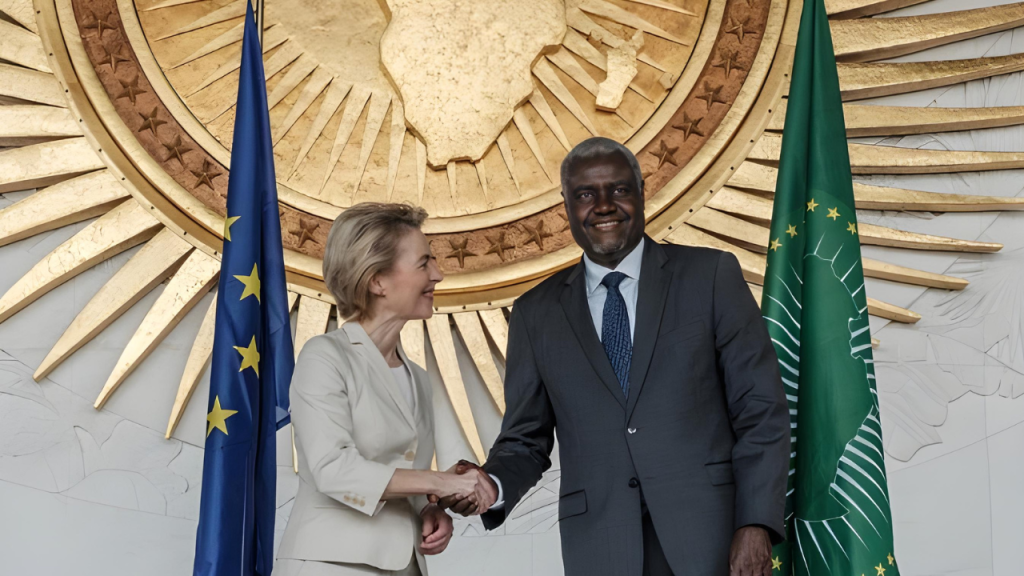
[430,460,497,516]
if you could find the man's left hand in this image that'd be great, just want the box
[419,504,454,555]
[729,525,773,576]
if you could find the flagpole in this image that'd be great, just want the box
[254,0,264,46]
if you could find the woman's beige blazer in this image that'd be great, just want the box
[277,322,435,572]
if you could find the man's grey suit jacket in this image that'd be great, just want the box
[481,238,790,576]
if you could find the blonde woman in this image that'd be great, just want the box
[276,203,498,576]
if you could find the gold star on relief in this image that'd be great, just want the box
[648,140,679,170]
[484,232,516,262]
[190,158,222,190]
[115,76,146,105]
[770,238,782,251]
[712,51,744,78]
[445,237,478,268]
[672,112,705,141]
[806,198,819,212]
[556,211,570,232]
[694,82,727,111]
[162,135,191,166]
[786,224,798,237]
[875,563,886,576]
[234,263,261,303]
[523,219,554,250]
[83,11,114,38]
[887,553,895,566]
[847,222,858,235]
[137,108,166,138]
[772,557,782,571]
[827,207,840,220]
[725,16,752,43]
[233,336,260,376]
[206,396,238,438]
[97,43,131,73]
[223,216,240,241]
[290,219,319,247]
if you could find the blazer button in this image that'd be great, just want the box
[628,478,640,488]
[404,450,416,461]
[627,427,637,435]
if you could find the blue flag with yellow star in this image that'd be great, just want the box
[193,3,295,574]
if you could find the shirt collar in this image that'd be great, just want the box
[583,237,645,297]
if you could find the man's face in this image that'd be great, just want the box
[562,151,645,268]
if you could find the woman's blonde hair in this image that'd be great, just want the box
[323,202,428,321]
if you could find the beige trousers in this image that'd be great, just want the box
[274,556,421,576]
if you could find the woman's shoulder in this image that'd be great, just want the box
[295,329,357,370]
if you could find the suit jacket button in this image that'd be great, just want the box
[627,427,637,435]
[405,450,416,461]
[628,478,640,488]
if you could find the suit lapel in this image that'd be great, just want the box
[342,322,417,430]
[560,260,627,409]
[626,239,672,419]
[398,343,431,433]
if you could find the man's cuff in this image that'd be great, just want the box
[489,474,504,510]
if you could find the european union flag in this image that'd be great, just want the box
[193,3,295,574]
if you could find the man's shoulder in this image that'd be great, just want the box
[514,265,576,312]
[657,241,727,272]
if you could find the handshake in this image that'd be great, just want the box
[429,460,499,516]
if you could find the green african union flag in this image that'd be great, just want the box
[762,0,899,575]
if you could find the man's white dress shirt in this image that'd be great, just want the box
[489,239,646,509]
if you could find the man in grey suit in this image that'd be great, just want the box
[439,138,789,576]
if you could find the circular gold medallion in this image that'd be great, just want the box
[56,0,783,308]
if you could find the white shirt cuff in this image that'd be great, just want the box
[489,474,504,510]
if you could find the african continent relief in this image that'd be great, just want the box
[379,0,566,167]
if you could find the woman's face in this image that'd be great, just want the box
[373,227,444,321]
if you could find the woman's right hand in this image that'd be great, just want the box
[433,464,498,514]
[436,469,481,501]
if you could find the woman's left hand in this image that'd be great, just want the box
[419,503,454,555]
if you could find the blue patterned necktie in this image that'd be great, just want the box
[601,272,632,398]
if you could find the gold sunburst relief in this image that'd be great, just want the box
[2,0,1024,453]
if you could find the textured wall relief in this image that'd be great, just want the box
[0,353,202,517]
[876,224,1024,461]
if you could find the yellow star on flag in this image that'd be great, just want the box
[223,215,240,241]
[786,224,798,238]
[875,563,886,576]
[827,207,840,220]
[888,553,895,566]
[806,198,818,212]
[234,335,260,376]
[206,395,238,437]
[772,557,782,571]
[847,222,858,235]
[234,263,261,303]
[770,238,782,251]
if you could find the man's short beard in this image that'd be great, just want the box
[589,235,628,255]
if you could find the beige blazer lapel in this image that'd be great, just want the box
[397,344,429,422]
[341,322,417,430]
